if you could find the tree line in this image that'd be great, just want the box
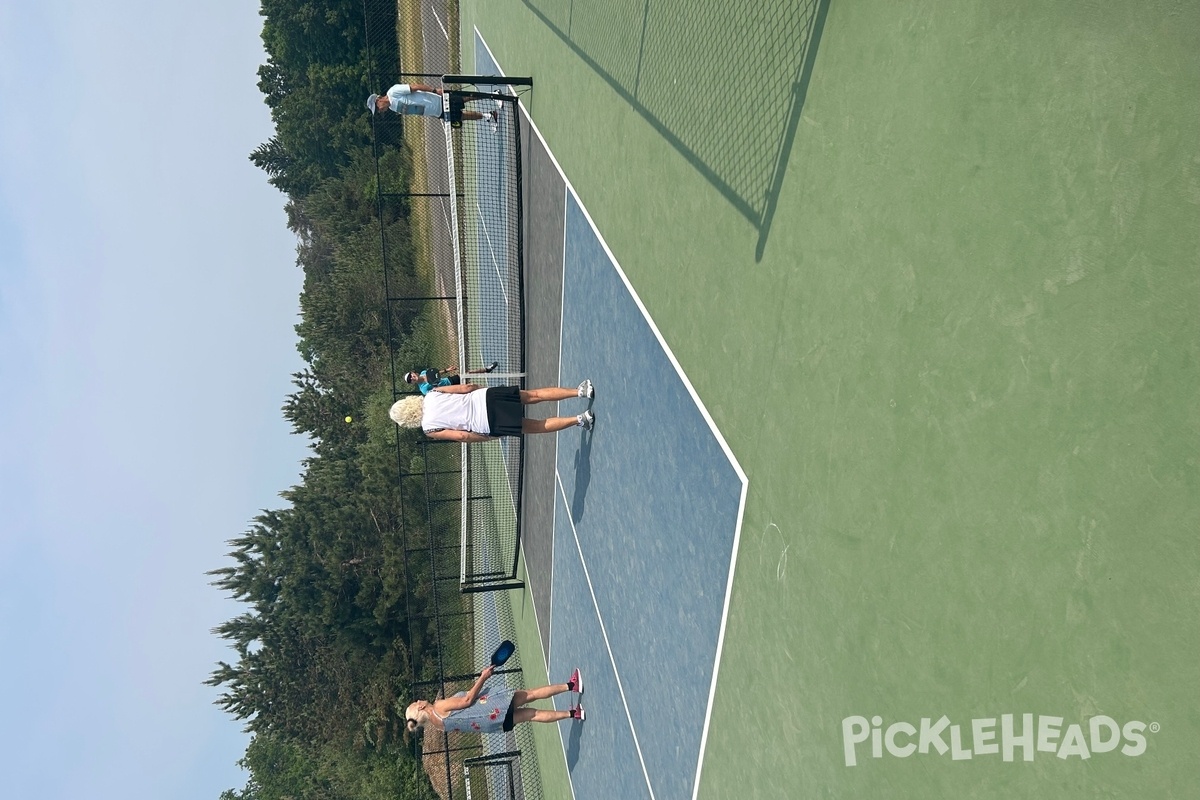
[212,2,443,798]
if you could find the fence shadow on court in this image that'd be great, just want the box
[521,0,831,260]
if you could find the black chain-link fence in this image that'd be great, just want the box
[360,2,545,799]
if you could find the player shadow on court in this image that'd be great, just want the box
[570,427,594,521]
[565,711,585,769]
[520,0,831,261]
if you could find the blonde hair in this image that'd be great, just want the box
[389,396,424,428]
[405,701,429,732]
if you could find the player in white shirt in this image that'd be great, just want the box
[389,380,596,440]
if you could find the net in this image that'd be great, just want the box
[443,83,527,591]
[464,751,521,800]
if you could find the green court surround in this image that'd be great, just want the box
[460,1,1200,796]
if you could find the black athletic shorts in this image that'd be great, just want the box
[484,386,523,437]
[502,698,517,732]
[445,93,466,124]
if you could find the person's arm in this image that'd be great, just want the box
[436,666,495,712]
[432,383,481,394]
[426,429,491,443]
[410,82,443,95]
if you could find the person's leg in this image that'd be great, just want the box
[522,416,585,434]
[512,683,570,705]
[457,93,495,124]
[518,387,578,404]
[510,678,586,725]
[512,707,573,724]
[466,361,500,374]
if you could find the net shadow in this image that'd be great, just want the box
[521,0,831,260]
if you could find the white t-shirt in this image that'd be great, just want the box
[386,84,442,117]
[423,390,490,435]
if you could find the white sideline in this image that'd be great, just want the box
[476,27,749,800]
[556,471,659,800]
[475,199,510,307]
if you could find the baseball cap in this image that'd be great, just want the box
[404,371,419,383]
[366,93,380,113]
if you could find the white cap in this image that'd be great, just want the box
[366,93,380,113]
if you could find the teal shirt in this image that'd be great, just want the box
[416,369,454,395]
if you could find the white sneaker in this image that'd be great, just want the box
[577,410,595,431]
[577,379,594,399]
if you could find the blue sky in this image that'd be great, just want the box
[0,2,309,798]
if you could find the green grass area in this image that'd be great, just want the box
[459,0,1199,796]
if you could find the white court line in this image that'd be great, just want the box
[557,471,658,800]
[429,5,449,42]
[475,200,510,307]
[471,25,558,679]
[474,31,519,97]
[518,88,750,800]
[550,177,572,792]
[471,40,567,795]
[547,179,570,671]
[477,28,750,800]
[476,31,575,796]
